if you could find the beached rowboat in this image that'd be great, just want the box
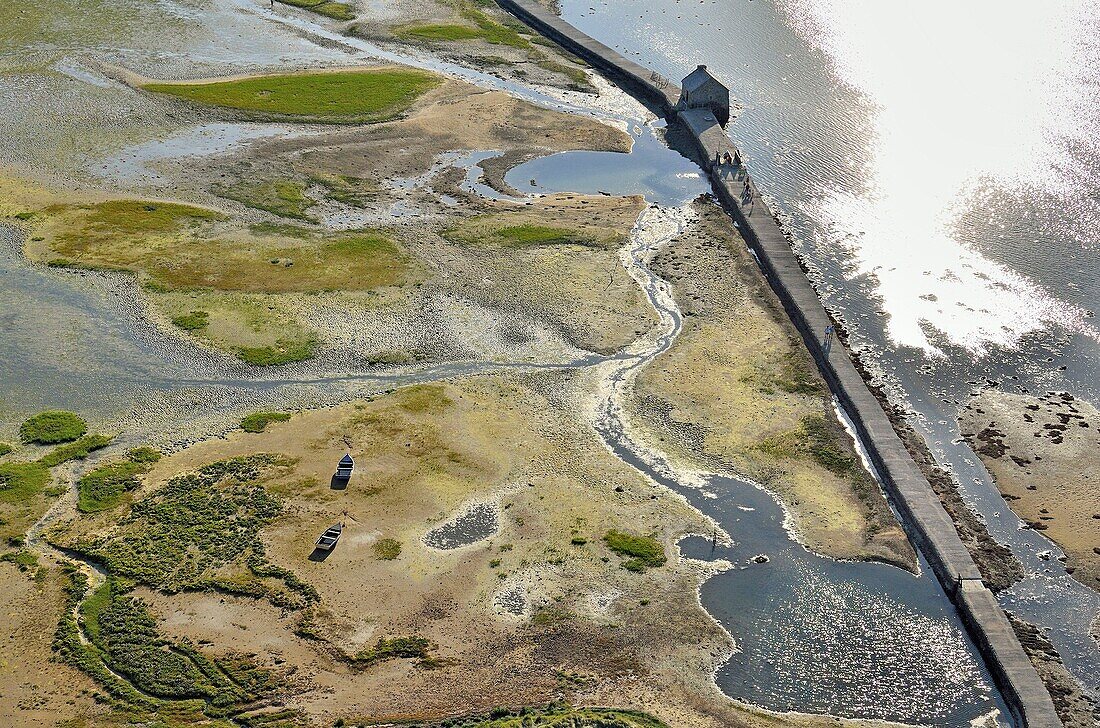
[315,522,343,551]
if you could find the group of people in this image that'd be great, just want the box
[714,149,742,169]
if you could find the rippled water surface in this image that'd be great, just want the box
[559,0,1100,695]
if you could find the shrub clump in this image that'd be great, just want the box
[0,443,11,457]
[603,530,666,572]
[372,538,401,560]
[19,410,87,444]
[240,411,292,433]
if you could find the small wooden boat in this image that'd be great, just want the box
[315,522,343,551]
[335,453,354,480]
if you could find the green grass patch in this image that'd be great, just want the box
[241,411,292,433]
[395,4,532,49]
[393,383,453,413]
[352,635,432,666]
[772,351,825,396]
[0,548,38,572]
[603,530,665,572]
[372,538,401,560]
[127,446,162,464]
[0,443,11,457]
[0,462,51,503]
[444,219,616,249]
[77,461,149,513]
[278,0,355,20]
[235,338,317,366]
[172,310,209,331]
[144,68,441,123]
[37,434,113,467]
[19,410,87,444]
[214,179,316,221]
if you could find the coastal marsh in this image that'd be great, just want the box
[631,202,914,569]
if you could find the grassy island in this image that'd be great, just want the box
[143,68,441,124]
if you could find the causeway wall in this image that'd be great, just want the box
[495,0,1062,725]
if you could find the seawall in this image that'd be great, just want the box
[494,1,1063,726]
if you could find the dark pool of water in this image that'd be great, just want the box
[423,502,499,550]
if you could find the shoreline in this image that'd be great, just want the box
[488,0,1061,725]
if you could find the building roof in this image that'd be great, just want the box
[339,453,354,465]
[682,64,724,93]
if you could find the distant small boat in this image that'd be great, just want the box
[315,522,343,551]
[335,453,354,481]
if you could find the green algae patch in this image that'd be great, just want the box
[241,411,292,433]
[19,410,87,444]
[143,68,441,124]
[602,530,665,572]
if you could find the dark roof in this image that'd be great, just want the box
[339,453,354,465]
[682,64,724,93]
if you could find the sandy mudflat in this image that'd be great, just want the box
[960,389,1100,591]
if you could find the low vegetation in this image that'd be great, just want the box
[76,448,160,513]
[241,411,293,433]
[35,199,415,365]
[236,338,317,367]
[372,537,401,560]
[395,3,532,50]
[0,442,12,457]
[64,455,316,607]
[143,68,441,123]
[55,570,289,723]
[19,410,87,444]
[352,635,433,667]
[213,179,317,221]
[171,310,209,331]
[602,530,666,572]
[445,221,611,249]
[277,0,355,21]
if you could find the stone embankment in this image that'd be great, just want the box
[494,0,1063,725]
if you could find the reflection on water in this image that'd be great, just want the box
[506,123,704,206]
[558,0,1100,696]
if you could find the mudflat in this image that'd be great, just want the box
[960,389,1100,591]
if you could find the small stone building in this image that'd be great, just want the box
[678,65,730,126]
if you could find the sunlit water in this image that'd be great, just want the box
[559,0,1100,695]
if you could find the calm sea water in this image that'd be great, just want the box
[558,0,1100,697]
